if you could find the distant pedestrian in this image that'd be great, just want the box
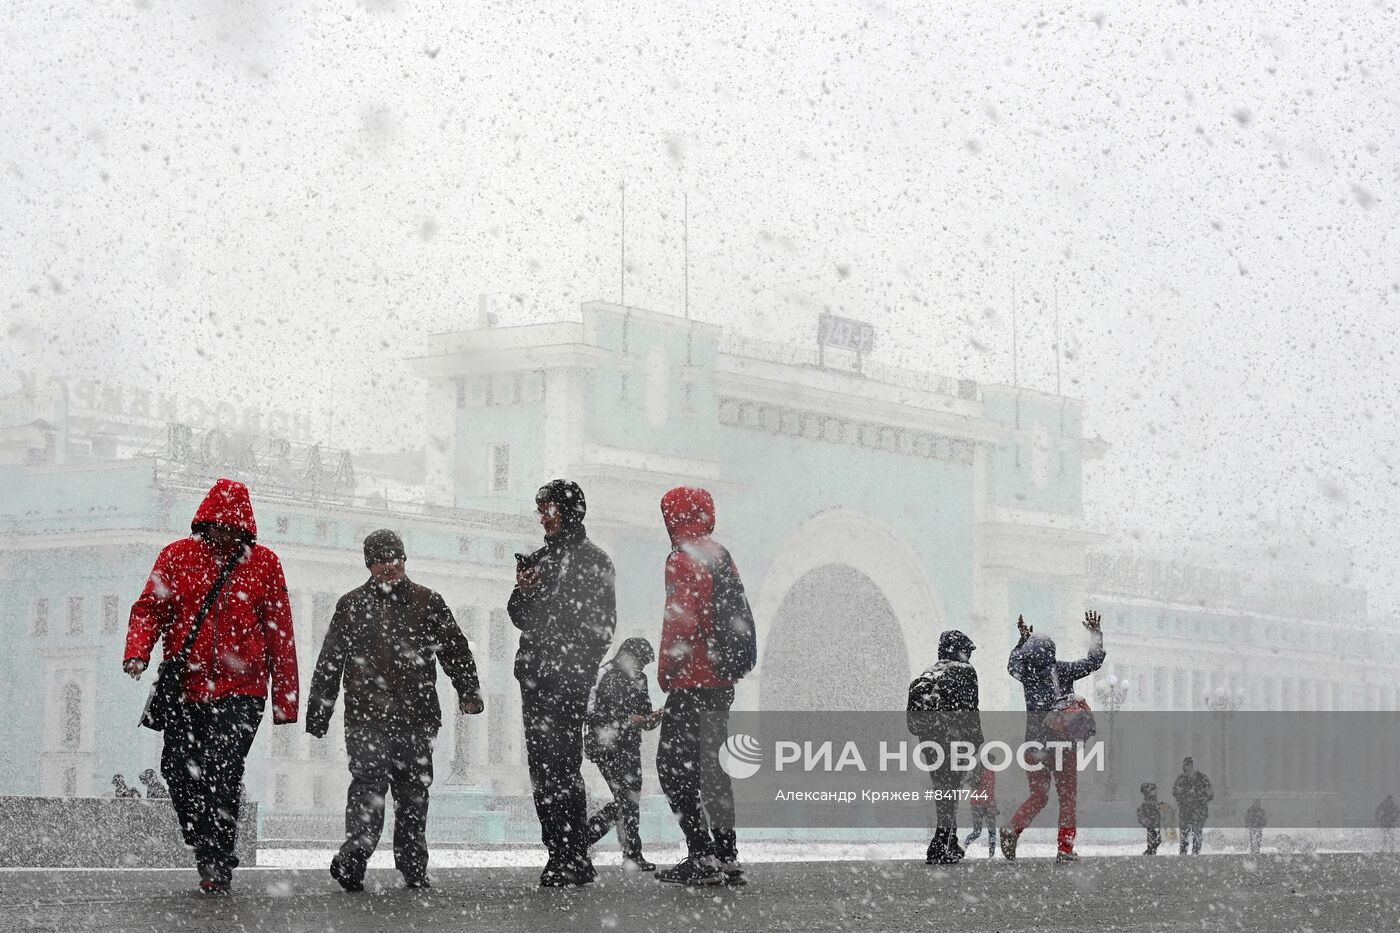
[655,487,756,887]
[1138,782,1162,855]
[306,529,483,892]
[510,480,617,887]
[584,637,663,871]
[1377,795,1398,854]
[962,766,998,858]
[907,629,983,864]
[1000,611,1106,863]
[110,774,141,799]
[123,478,299,895]
[1244,799,1267,857]
[138,768,169,799]
[1172,757,1213,855]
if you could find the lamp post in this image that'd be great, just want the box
[1205,686,1246,813]
[1094,675,1131,800]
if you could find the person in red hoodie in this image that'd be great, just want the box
[655,486,747,887]
[123,478,299,894]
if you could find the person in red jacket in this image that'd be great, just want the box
[123,478,299,894]
[655,486,746,887]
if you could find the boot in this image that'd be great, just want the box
[999,827,1019,861]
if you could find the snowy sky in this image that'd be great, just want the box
[2,1,1398,612]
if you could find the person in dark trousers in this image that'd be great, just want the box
[963,766,998,858]
[139,768,170,799]
[1000,610,1106,863]
[124,478,300,895]
[1375,795,1397,853]
[509,480,617,887]
[1138,782,1162,855]
[655,486,747,887]
[1172,757,1213,855]
[306,529,483,892]
[907,629,984,864]
[584,637,663,871]
[1245,799,1267,857]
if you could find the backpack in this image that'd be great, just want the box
[1045,694,1097,742]
[704,547,757,681]
[906,660,953,738]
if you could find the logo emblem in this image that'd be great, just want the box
[718,733,763,779]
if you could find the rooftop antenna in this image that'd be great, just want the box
[620,179,626,308]
[684,191,693,365]
[1011,275,1021,430]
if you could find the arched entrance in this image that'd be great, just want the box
[759,563,910,711]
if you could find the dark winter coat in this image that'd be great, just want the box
[508,524,617,693]
[1377,797,1399,829]
[584,659,653,762]
[125,479,300,723]
[1007,631,1105,744]
[1245,802,1268,829]
[305,578,480,738]
[1137,796,1161,829]
[906,660,984,750]
[1172,771,1214,819]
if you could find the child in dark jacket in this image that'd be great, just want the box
[962,766,998,857]
[1138,782,1162,855]
[584,637,662,871]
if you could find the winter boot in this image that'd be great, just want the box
[621,854,657,873]
[999,828,1019,861]
[656,855,723,886]
[1055,849,1080,863]
[330,852,366,893]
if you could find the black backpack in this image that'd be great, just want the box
[704,547,757,681]
[906,660,952,738]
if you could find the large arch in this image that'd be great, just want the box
[742,508,947,710]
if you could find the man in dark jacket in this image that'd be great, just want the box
[1172,757,1213,855]
[307,529,483,892]
[124,478,299,894]
[907,629,984,864]
[1000,610,1105,862]
[584,637,662,871]
[509,480,617,887]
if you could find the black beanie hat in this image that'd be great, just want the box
[618,636,655,667]
[535,479,587,526]
[364,529,406,566]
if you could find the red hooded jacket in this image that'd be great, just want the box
[658,486,739,692]
[125,479,300,723]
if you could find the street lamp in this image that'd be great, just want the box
[1094,674,1131,800]
[1205,686,1246,812]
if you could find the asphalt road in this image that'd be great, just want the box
[3,853,1398,933]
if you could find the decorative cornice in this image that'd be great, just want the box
[717,396,977,465]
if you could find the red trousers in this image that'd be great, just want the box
[1010,745,1078,853]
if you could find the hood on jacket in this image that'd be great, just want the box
[1019,634,1058,671]
[536,478,587,531]
[191,478,257,538]
[938,629,976,661]
[661,486,715,544]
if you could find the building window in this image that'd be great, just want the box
[315,520,331,541]
[102,595,120,634]
[313,592,335,648]
[32,597,49,636]
[454,378,466,410]
[484,376,495,406]
[311,775,326,809]
[62,682,82,748]
[67,596,84,636]
[274,774,290,807]
[458,535,472,556]
[490,444,511,493]
[513,373,523,403]
[271,729,292,759]
[276,515,290,535]
[62,766,77,797]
